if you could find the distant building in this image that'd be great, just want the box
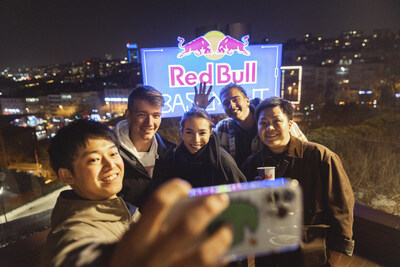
[283,29,400,106]
[104,88,131,116]
[126,43,139,64]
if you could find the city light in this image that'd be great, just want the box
[5,108,21,114]
[104,97,128,102]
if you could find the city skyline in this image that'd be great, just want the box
[1,0,399,70]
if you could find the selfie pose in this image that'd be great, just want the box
[45,119,234,267]
[167,106,247,187]
[241,97,355,267]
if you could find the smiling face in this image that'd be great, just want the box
[181,117,211,154]
[126,99,162,148]
[221,87,250,122]
[258,106,293,154]
[59,138,124,200]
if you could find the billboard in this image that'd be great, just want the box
[141,31,282,118]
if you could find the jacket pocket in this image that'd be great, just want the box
[301,224,329,267]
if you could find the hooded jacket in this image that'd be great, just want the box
[114,120,176,209]
[242,135,354,266]
[168,133,247,188]
[45,190,139,267]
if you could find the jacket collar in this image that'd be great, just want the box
[258,134,304,159]
[286,135,304,158]
[155,133,176,159]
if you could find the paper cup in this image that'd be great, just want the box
[257,167,275,180]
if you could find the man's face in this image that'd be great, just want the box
[181,117,211,154]
[221,87,250,121]
[258,106,292,154]
[62,138,124,200]
[126,99,162,142]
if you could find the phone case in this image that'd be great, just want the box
[189,178,303,261]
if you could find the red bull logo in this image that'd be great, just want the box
[177,31,251,59]
[216,35,250,56]
[177,36,213,58]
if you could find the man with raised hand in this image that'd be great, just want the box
[114,85,176,209]
[195,82,307,167]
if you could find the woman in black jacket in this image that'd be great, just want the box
[168,106,246,188]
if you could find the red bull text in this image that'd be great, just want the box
[169,61,257,87]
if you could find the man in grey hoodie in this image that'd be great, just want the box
[114,85,176,209]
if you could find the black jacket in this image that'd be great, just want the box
[119,133,176,209]
[167,133,247,188]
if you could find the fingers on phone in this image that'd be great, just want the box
[138,179,192,240]
[171,224,234,267]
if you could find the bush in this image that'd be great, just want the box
[308,114,400,215]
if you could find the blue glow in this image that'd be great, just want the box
[366,91,372,94]
[396,93,400,98]
[126,43,138,49]
[359,91,365,95]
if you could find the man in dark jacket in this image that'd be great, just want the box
[114,86,176,209]
[242,97,355,266]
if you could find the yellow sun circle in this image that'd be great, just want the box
[203,31,226,60]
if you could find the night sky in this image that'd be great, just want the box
[1,0,399,70]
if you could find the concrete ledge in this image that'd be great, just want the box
[0,229,49,267]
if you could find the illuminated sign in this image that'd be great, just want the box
[126,43,138,49]
[104,97,128,102]
[281,66,302,104]
[141,31,282,118]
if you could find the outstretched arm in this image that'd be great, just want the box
[111,179,233,267]
[194,82,215,109]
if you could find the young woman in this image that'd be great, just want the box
[168,106,246,188]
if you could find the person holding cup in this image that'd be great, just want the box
[241,97,355,267]
[167,106,247,188]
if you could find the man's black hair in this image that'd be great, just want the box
[255,97,294,121]
[48,119,119,175]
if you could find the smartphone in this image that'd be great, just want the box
[187,178,303,262]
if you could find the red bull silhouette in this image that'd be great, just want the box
[177,36,213,58]
[217,35,250,56]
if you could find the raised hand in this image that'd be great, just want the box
[194,82,215,109]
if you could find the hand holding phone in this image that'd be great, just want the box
[166,178,303,262]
